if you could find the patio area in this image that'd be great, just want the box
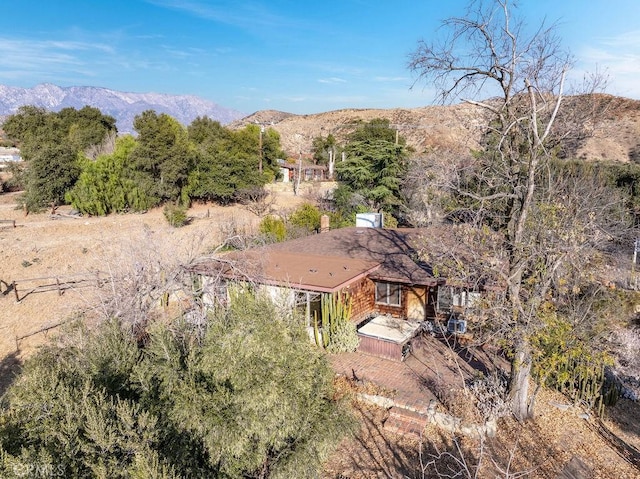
[330,333,505,437]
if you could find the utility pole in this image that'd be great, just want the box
[294,149,302,196]
[258,125,264,174]
[633,238,639,289]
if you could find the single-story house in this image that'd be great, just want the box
[0,147,21,168]
[190,223,490,360]
[278,160,330,183]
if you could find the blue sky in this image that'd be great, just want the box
[1,0,639,115]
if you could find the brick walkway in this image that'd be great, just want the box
[330,347,436,412]
[330,337,442,437]
[330,334,500,437]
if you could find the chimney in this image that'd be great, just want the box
[320,214,330,233]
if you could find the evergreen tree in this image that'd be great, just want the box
[66,136,153,214]
[186,119,281,204]
[130,111,195,205]
[335,118,410,220]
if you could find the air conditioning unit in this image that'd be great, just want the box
[447,317,467,335]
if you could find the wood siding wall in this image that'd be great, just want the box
[357,335,405,361]
[375,299,404,318]
[345,278,375,323]
[346,280,439,324]
[373,284,434,320]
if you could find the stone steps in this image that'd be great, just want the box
[383,406,430,439]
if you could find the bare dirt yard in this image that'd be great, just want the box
[0,184,317,361]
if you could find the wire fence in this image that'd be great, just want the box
[1,272,106,302]
[0,219,16,229]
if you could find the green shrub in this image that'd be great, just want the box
[289,203,322,232]
[259,215,287,242]
[163,203,188,227]
[0,294,353,478]
[326,319,360,353]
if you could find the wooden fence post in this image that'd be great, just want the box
[56,277,62,296]
[13,281,19,302]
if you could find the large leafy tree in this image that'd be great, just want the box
[130,111,195,205]
[1,106,50,143]
[311,133,338,166]
[22,141,80,212]
[408,0,626,420]
[0,292,351,478]
[56,106,117,152]
[3,105,117,212]
[186,118,280,204]
[233,123,283,181]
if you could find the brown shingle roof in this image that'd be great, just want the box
[191,225,507,292]
[265,227,438,286]
[248,251,380,292]
[189,249,380,293]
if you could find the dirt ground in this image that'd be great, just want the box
[323,375,640,479]
[0,184,317,361]
[1,183,639,478]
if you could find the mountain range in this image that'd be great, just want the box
[1,83,639,164]
[0,83,245,134]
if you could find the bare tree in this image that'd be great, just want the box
[408,0,624,421]
[84,130,117,160]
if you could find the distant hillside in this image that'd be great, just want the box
[234,95,640,163]
[232,104,486,157]
[2,85,638,163]
[0,83,245,134]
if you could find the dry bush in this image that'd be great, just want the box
[611,326,640,400]
[237,187,276,217]
[82,226,215,330]
[468,372,512,421]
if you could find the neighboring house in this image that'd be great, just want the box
[278,159,330,183]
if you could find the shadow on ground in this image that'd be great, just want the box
[0,351,22,396]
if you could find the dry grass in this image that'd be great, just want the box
[0,185,312,362]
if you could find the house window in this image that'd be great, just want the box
[375,282,401,307]
[295,291,321,326]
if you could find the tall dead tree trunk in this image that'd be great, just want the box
[509,342,533,420]
[408,0,597,420]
